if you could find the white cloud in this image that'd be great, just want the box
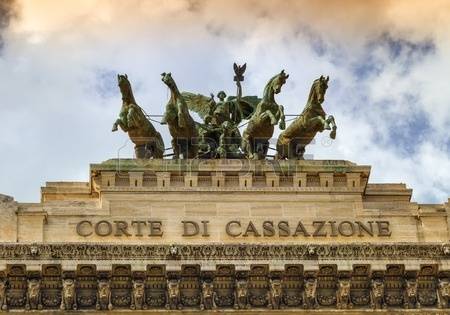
[0,0,448,203]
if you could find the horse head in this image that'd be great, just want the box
[161,72,176,90]
[117,74,130,92]
[268,70,289,95]
[117,74,135,102]
[311,75,329,104]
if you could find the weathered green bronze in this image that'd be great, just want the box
[112,69,337,161]
[161,72,198,159]
[242,70,287,160]
[276,76,336,160]
[112,74,164,159]
[181,63,250,158]
[182,63,259,127]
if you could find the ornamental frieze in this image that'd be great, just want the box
[0,243,449,260]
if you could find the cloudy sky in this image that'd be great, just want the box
[0,0,449,203]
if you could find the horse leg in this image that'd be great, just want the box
[308,116,328,131]
[321,116,331,130]
[278,106,286,130]
[294,144,306,160]
[144,142,155,159]
[255,142,264,160]
[112,119,119,132]
[247,138,255,159]
[112,119,128,132]
[161,103,175,125]
[261,140,270,159]
[177,101,188,128]
[172,139,180,159]
[326,115,336,128]
[266,110,278,125]
[187,136,198,159]
[241,133,252,159]
[326,115,337,139]
[288,139,305,160]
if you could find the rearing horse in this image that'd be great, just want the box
[161,72,198,159]
[242,70,287,160]
[276,75,336,160]
[112,74,164,159]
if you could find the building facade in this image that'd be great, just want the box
[0,158,449,313]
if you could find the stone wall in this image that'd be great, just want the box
[1,159,449,313]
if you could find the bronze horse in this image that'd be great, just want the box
[242,70,287,160]
[161,72,198,159]
[112,74,165,159]
[276,75,336,159]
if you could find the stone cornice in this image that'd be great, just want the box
[90,159,371,174]
[1,243,449,261]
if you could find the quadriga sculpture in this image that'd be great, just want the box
[242,70,287,159]
[181,63,252,159]
[161,72,198,159]
[60,279,77,310]
[112,74,164,159]
[276,75,336,159]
